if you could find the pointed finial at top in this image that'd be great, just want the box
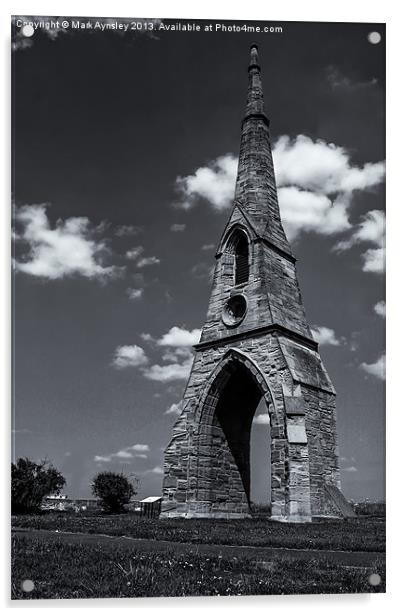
[249,43,260,71]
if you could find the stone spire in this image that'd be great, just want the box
[234,44,292,258]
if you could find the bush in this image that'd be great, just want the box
[91,472,135,513]
[11,457,66,514]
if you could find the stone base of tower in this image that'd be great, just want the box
[160,480,350,522]
[161,335,343,524]
[160,501,252,520]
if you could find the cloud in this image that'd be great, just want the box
[311,326,340,346]
[115,450,133,459]
[326,67,378,91]
[112,345,149,369]
[94,443,150,463]
[147,466,164,475]
[174,136,385,243]
[201,243,215,251]
[94,455,112,462]
[13,204,120,281]
[252,414,270,425]
[165,402,182,416]
[126,246,144,260]
[360,353,385,380]
[277,187,351,240]
[374,301,386,318]
[335,210,385,250]
[342,466,358,473]
[362,248,385,274]
[137,256,160,268]
[116,327,199,382]
[130,444,150,452]
[176,154,238,211]
[142,356,193,383]
[170,223,186,232]
[115,225,143,237]
[334,210,385,274]
[274,135,384,195]
[140,333,154,342]
[126,287,143,301]
[156,326,201,347]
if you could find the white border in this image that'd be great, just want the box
[2,0,400,613]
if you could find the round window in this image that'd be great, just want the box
[222,294,248,327]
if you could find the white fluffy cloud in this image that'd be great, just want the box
[362,247,385,274]
[94,443,150,463]
[335,210,385,274]
[176,154,238,211]
[13,204,119,280]
[170,223,186,232]
[165,402,182,416]
[311,326,340,346]
[374,301,386,318]
[126,287,143,301]
[137,256,160,268]
[360,353,385,380]
[126,246,144,260]
[147,466,163,475]
[274,135,384,195]
[157,326,201,347]
[277,188,350,240]
[174,136,384,244]
[140,327,200,381]
[116,327,199,382]
[131,444,150,452]
[143,352,193,383]
[112,345,149,369]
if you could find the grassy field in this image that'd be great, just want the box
[11,535,385,599]
[12,512,386,552]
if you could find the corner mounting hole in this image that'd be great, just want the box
[368,31,381,44]
[368,573,381,586]
[21,24,35,37]
[21,579,35,592]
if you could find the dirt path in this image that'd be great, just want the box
[12,527,385,567]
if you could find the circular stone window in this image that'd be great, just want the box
[222,294,248,327]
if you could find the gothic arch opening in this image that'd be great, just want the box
[225,228,250,286]
[198,353,273,510]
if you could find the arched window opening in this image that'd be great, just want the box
[225,229,250,286]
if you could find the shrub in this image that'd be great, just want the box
[91,472,135,513]
[11,457,66,514]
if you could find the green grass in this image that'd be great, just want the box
[11,535,385,599]
[12,512,385,552]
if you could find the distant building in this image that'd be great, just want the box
[41,495,99,512]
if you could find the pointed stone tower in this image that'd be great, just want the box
[161,44,347,522]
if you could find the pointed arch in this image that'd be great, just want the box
[195,348,276,428]
[191,348,276,507]
[222,226,250,286]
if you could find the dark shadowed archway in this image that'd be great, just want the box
[193,350,274,514]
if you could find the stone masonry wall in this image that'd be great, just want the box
[161,332,339,521]
[200,226,312,345]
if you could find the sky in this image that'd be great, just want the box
[12,17,385,502]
